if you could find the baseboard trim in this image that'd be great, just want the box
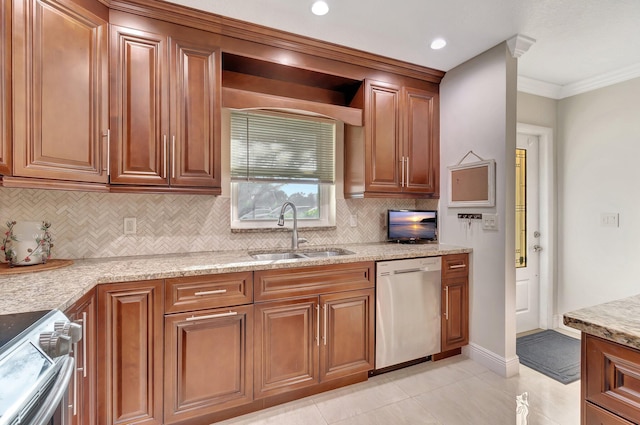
[463,343,520,378]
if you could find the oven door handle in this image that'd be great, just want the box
[30,356,75,425]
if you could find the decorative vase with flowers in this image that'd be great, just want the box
[1,220,53,266]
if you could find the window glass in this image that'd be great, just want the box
[230,110,336,229]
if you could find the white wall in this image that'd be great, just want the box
[440,43,518,377]
[557,77,640,314]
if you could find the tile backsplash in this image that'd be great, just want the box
[1,187,438,259]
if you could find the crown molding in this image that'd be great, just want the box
[517,77,563,99]
[507,34,536,59]
[519,63,640,100]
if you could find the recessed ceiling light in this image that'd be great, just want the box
[430,38,447,50]
[311,0,329,16]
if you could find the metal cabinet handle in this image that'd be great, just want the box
[171,135,176,179]
[323,304,327,346]
[401,156,405,187]
[316,305,320,346]
[102,129,110,176]
[405,157,410,186]
[185,311,237,321]
[445,286,449,320]
[163,134,168,177]
[194,289,227,296]
[449,264,467,269]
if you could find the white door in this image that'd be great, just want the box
[516,133,541,333]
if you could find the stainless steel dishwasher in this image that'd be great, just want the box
[375,256,442,369]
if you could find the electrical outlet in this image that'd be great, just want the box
[349,214,358,227]
[124,217,137,235]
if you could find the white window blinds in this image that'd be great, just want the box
[230,111,335,183]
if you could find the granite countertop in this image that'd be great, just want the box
[564,294,640,350]
[0,242,471,315]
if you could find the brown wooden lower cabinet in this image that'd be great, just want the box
[583,333,640,424]
[97,280,164,425]
[92,262,376,424]
[440,254,469,353]
[164,305,253,424]
[65,289,97,425]
[254,262,375,401]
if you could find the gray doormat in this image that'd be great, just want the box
[516,329,580,384]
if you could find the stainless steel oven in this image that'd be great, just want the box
[0,309,81,425]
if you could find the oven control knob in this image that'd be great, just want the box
[54,321,83,344]
[39,331,72,357]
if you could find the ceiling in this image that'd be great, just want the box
[167,0,640,98]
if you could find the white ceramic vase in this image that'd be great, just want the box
[2,221,53,266]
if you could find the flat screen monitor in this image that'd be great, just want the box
[387,209,438,243]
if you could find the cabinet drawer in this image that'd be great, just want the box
[442,254,468,278]
[254,262,374,302]
[165,272,253,313]
[585,334,640,424]
[585,402,634,425]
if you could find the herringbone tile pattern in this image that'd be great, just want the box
[0,187,438,259]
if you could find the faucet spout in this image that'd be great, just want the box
[278,202,305,249]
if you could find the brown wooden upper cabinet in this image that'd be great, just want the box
[10,0,109,184]
[109,12,221,193]
[0,0,10,176]
[344,79,440,199]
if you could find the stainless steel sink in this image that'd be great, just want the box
[249,248,355,260]
[249,252,306,260]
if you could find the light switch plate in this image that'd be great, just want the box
[482,213,498,230]
[600,213,619,227]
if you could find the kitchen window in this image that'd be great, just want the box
[230,110,336,229]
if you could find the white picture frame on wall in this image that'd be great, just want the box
[448,159,496,207]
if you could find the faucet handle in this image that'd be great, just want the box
[298,238,308,245]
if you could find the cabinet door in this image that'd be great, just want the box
[66,289,96,425]
[97,280,164,425]
[164,305,253,424]
[12,0,108,183]
[441,276,469,351]
[319,289,374,382]
[0,0,10,175]
[169,32,221,188]
[584,334,640,424]
[254,297,318,399]
[365,80,402,193]
[403,87,439,195]
[110,23,169,185]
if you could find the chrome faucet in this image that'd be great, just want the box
[278,202,307,249]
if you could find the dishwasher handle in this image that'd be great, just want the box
[392,267,441,275]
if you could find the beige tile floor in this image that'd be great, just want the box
[215,354,580,425]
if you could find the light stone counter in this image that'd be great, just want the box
[0,243,471,315]
[564,294,640,350]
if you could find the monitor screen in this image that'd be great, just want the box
[387,210,438,243]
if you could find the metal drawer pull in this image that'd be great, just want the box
[449,264,466,269]
[445,286,449,320]
[194,289,227,296]
[186,311,237,321]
